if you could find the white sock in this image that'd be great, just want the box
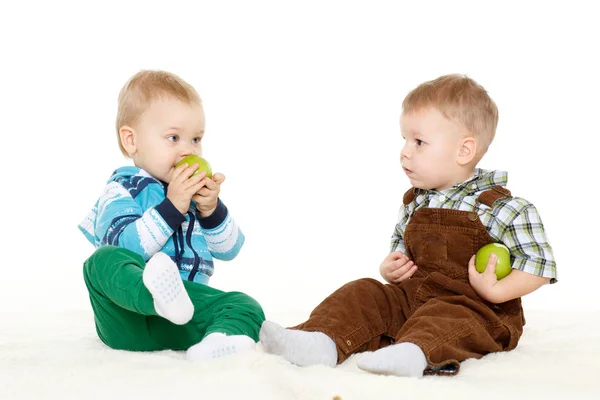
[259,320,337,367]
[357,342,427,378]
[186,333,256,361]
[142,252,194,325]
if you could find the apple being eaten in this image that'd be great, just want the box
[475,243,512,280]
[176,155,212,179]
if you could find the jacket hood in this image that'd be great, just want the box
[107,166,144,183]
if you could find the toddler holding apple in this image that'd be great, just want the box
[260,74,557,376]
[78,70,264,360]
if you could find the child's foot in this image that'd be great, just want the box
[357,342,427,378]
[142,252,193,325]
[259,320,337,367]
[186,333,256,361]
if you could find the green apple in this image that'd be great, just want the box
[475,243,512,280]
[175,155,212,179]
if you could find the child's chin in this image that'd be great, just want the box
[408,178,422,187]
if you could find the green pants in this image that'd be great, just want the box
[82,246,265,351]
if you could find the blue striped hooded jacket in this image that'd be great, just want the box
[78,166,245,285]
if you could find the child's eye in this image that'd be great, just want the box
[192,137,202,144]
[416,139,424,146]
[168,135,179,143]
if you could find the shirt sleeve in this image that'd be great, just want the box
[94,181,184,260]
[497,198,557,283]
[198,199,245,261]
[390,206,409,254]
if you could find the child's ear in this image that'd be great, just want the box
[458,137,477,165]
[119,126,137,156]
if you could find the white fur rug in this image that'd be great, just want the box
[1,304,598,400]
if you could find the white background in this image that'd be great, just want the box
[1,0,598,322]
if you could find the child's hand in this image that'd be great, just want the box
[468,254,500,302]
[192,172,225,217]
[167,164,207,214]
[380,251,418,284]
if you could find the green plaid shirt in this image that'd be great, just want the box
[391,168,557,283]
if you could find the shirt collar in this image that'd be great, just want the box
[413,168,508,198]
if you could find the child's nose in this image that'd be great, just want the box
[401,145,410,159]
[180,143,196,157]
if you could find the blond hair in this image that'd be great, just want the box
[402,74,498,156]
[116,70,202,157]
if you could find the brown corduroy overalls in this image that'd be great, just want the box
[293,186,525,375]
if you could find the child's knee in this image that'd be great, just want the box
[230,291,265,319]
[83,246,112,278]
[83,246,141,278]
[239,292,264,313]
[343,277,382,291]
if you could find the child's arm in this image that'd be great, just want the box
[192,172,244,261]
[198,199,245,261]
[468,199,557,303]
[93,181,183,260]
[468,255,550,303]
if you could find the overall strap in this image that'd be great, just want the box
[403,188,416,205]
[476,185,511,207]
